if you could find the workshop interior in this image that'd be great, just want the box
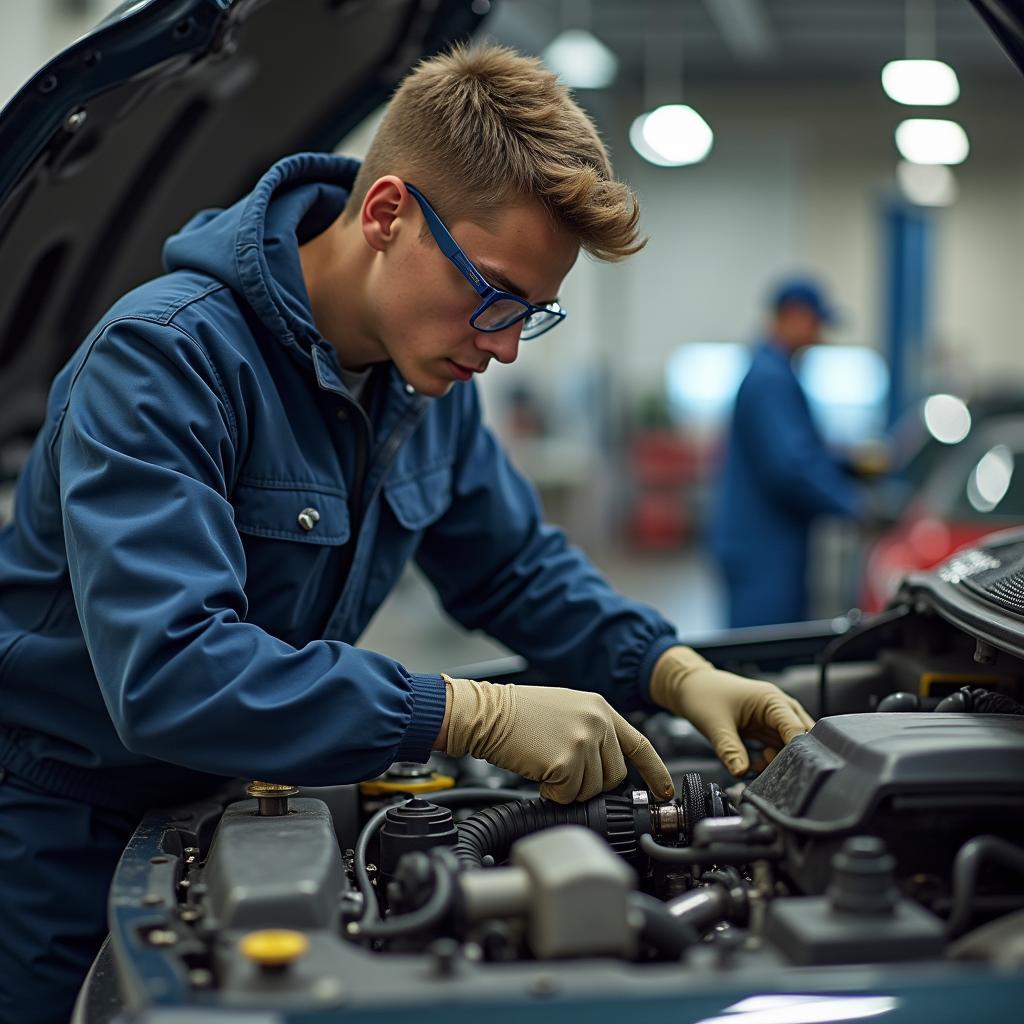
[3,1,1024,1022]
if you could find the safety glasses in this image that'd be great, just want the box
[405,183,567,341]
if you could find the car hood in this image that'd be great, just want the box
[0,0,487,452]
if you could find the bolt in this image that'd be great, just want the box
[974,639,996,665]
[430,938,460,977]
[64,108,87,132]
[142,894,164,907]
[180,909,201,923]
[148,929,177,947]
[188,968,213,988]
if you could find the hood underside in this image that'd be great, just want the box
[0,0,487,452]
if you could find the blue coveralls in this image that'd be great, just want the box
[709,340,862,628]
[0,153,679,1022]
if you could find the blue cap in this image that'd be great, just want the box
[770,276,839,325]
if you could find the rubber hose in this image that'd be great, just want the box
[630,892,698,959]
[665,885,728,931]
[639,831,782,865]
[355,859,454,940]
[455,799,589,868]
[455,798,607,868]
[947,834,1024,938]
[970,689,1024,716]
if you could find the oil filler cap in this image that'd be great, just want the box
[240,929,310,969]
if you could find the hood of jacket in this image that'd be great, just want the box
[163,152,359,354]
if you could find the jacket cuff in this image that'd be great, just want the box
[395,672,448,762]
[639,635,684,709]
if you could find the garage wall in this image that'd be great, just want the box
[479,79,1024,418]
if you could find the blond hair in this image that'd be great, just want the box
[345,44,644,261]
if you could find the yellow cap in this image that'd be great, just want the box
[358,772,455,797]
[239,929,310,968]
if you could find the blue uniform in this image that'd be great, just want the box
[0,153,678,1021]
[710,340,861,628]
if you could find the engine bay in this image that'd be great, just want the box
[77,532,1024,1023]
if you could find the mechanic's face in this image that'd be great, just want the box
[774,303,823,352]
[362,179,578,398]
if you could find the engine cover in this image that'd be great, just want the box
[743,713,1024,893]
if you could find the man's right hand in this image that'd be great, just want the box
[439,674,674,804]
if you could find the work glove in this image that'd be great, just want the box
[442,675,675,804]
[649,646,815,777]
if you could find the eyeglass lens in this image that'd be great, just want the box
[474,297,529,330]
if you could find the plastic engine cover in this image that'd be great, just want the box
[742,714,1024,893]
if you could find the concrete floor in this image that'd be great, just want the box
[357,546,724,675]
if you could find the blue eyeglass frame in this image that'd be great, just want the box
[404,183,567,340]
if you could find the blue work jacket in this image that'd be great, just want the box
[709,340,861,626]
[0,153,678,811]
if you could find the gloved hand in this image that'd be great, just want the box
[442,674,675,804]
[649,646,814,776]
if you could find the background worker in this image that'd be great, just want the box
[710,277,864,627]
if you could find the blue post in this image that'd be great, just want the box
[883,200,932,428]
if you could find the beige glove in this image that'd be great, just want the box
[650,646,815,776]
[442,675,675,804]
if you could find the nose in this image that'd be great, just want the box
[475,321,523,365]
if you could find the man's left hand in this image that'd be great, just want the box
[650,645,815,776]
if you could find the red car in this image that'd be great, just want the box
[862,402,1024,611]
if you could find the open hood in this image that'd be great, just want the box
[970,0,1024,74]
[0,0,488,452]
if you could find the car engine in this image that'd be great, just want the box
[76,531,1024,1022]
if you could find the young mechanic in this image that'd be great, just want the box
[0,46,813,1021]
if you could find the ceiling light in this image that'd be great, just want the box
[897,161,957,206]
[967,445,1014,513]
[882,59,960,105]
[894,118,969,165]
[630,104,714,167]
[922,393,971,444]
[542,29,619,90]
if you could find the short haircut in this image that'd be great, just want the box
[344,44,645,261]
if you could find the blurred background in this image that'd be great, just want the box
[3,0,1024,669]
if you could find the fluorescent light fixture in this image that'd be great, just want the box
[922,393,971,444]
[967,445,1014,513]
[542,29,619,90]
[894,118,969,165]
[897,160,957,206]
[630,104,714,167]
[881,59,960,105]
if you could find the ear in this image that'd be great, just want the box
[360,176,413,253]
